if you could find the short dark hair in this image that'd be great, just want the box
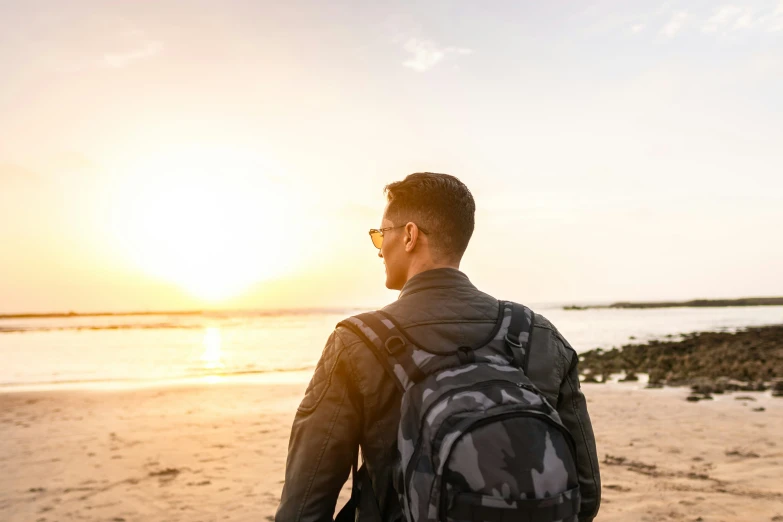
[384,172,475,260]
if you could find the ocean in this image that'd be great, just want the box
[2,304,782,391]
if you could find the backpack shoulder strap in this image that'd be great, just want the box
[337,311,425,393]
[503,301,536,372]
[335,462,383,522]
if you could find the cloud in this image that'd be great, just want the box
[660,11,688,37]
[761,0,783,31]
[702,6,745,32]
[401,39,472,72]
[600,2,781,39]
[103,40,163,68]
[701,5,761,32]
[701,2,783,34]
[734,11,756,28]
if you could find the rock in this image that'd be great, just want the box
[691,380,717,395]
[725,449,759,458]
[716,377,752,392]
[771,378,783,397]
[577,325,783,389]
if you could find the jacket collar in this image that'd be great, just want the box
[398,267,474,300]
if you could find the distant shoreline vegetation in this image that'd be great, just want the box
[0,307,364,321]
[563,297,783,311]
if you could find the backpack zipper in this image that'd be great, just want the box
[435,409,578,521]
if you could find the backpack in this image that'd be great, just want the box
[336,301,580,522]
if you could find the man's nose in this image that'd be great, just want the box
[377,249,383,258]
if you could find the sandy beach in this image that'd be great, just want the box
[1,379,781,522]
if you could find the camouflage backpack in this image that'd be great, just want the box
[337,301,580,522]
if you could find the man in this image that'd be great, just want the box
[276,173,601,522]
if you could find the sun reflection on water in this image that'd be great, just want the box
[201,327,224,370]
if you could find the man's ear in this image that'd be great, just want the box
[404,222,418,252]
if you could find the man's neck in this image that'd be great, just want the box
[404,259,460,285]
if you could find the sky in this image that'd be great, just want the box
[1,0,782,314]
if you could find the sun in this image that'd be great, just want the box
[109,145,305,301]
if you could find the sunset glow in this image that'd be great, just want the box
[107,146,305,300]
[1,1,781,315]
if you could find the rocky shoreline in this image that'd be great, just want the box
[564,296,783,310]
[578,325,783,398]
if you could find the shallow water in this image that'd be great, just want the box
[2,304,781,390]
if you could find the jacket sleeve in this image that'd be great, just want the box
[556,336,601,522]
[276,330,363,522]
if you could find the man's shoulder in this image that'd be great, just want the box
[528,309,576,355]
[309,312,376,366]
[332,310,383,350]
[297,316,373,413]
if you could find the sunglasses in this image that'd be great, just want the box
[368,224,429,249]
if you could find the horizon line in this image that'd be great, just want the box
[3,295,783,320]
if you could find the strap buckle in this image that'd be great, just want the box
[384,335,406,355]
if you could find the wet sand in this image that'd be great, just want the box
[1,380,781,521]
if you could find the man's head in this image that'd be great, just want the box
[374,172,475,290]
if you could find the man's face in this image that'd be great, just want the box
[378,204,407,290]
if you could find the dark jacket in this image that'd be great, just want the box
[276,268,601,522]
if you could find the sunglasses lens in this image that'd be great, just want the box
[370,231,383,249]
